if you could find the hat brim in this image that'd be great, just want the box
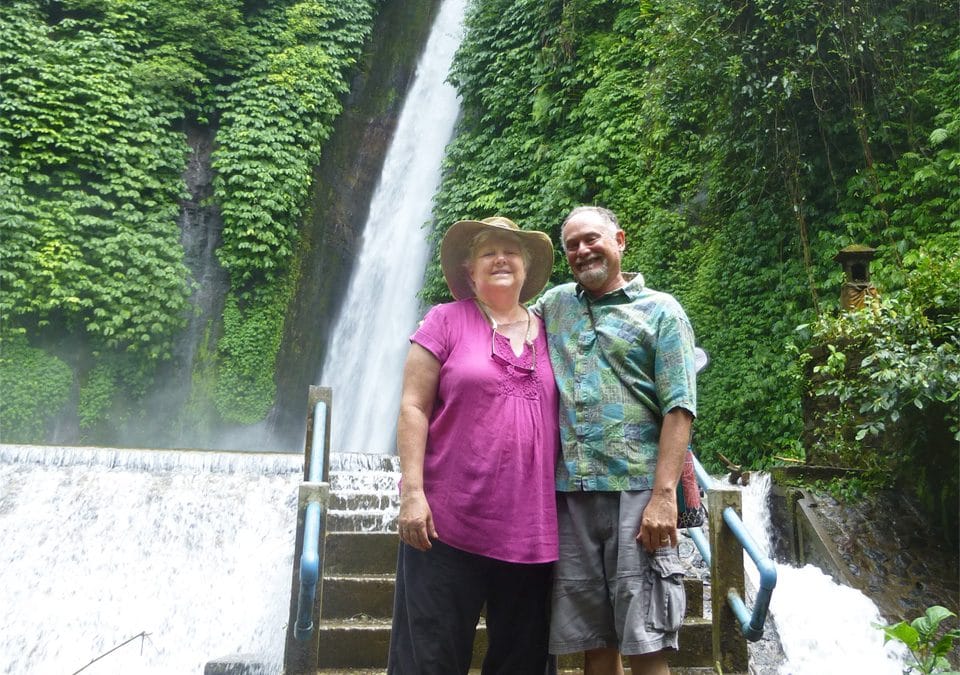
[440,219,554,303]
[694,347,709,374]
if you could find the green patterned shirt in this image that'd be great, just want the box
[535,274,697,491]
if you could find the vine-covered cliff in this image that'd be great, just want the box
[1,0,956,534]
[1,0,439,446]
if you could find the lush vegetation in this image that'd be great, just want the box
[0,0,377,440]
[1,0,956,533]
[422,0,957,530]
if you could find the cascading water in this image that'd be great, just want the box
[318,0,466,455]
[739,473,909,674]
[0,444,301,675]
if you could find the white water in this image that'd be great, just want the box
[318,0,466,455]
[0,444,302,675]
[739,473,908,674]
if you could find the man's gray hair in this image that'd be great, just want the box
[561,205,621,233]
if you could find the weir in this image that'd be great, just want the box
[0,444,302,674]
[0,434,925,673]
[738,473,910,673]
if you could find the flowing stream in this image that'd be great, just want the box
[0,444,301,675]
[318,0,466,455]
[739,473,909,674]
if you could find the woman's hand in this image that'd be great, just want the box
[398,488,438,551]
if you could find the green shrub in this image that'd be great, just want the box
[0,335,72,442]
[800,248,959,534]
[875,605,960,674]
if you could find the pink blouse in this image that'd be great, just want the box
[412,299,559,563]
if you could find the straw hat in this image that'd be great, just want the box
[440,216,554,303]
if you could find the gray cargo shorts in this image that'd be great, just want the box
[548,490,686,656]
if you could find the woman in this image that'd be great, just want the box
[387,216,560,674]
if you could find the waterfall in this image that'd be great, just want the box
[739,473,909,674]
[318,0,466,455]
[0,444,301,675]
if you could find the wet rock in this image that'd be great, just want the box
[805,488,959,624]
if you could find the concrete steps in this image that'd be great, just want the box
[314,455,718,673]
[324,454,400,533]
[314,531,715,672]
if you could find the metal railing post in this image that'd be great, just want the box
[283,386,333,675]
[707,485,749,673]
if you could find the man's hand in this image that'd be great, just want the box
[637,489,678,552]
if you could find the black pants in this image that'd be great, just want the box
[387,539,553,675]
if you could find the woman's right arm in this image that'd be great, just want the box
[396,342,441,551]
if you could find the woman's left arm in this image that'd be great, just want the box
[396,343,441,550]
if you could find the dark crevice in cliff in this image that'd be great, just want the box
[265,0,444,450]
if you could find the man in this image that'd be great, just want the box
[535,206,697,675]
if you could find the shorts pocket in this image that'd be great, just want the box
[645,549,686,632]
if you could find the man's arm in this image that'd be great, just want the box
[528,292,545,318]
[637,406,694,552]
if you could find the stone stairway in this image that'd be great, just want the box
[315,454,717,673]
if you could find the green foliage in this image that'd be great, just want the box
[425,0,957,481]
[800,249,959,533]
[208,0,377,427]
[812,475,887,504]
[179,322,221,439]
[809,297,959,444]
[77,363,117,432]
[1,0,380,441]
[212,0,376,288]
[214,278,294,424]
[0,334,72,442]
[874,606,960,674]
[0,1,192,359]
[73,353,158,443]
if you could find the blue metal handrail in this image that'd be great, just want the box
[721,506,778,641]
[686,454,777,642]
[687,455,715,566]
[294,400,330,641]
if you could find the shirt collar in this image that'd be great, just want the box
[576,272,646,301]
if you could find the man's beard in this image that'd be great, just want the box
[574,257,610,291]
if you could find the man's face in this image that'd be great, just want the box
[561,211,625,295]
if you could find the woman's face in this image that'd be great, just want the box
[467,232,527,302]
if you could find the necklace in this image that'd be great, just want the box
[473,299,537,373]
[474,298,532,344]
